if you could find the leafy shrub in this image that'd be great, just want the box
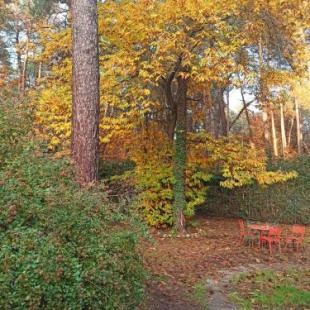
[126,128,296,226]
[205,155,310,224]
[0,95,33,169]
[0,144,147,309]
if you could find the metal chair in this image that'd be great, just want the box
[285,225,306,252]
[238,219,256,247]
[261,227,282,254]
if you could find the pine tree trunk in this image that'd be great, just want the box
[287,116,294,149]
[262,108,271,157]
[280,103,287,156]
[270,110,278,157]
[21,38,29,94]
[71,0,100,186]
[16,30,23,93]
[295,100,302,154]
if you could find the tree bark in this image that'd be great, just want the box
[240,87,253,141]
[270,109,278,157]
[295,100,302,154]
[287,116,294,149]
[218,87,228,136]
[280,103,287,156]
[173,75,188,232]
[15,30,23,92]
[262,108,272,157]
[21,37,29,94]
[71,0,100,186]
[258,40,271,158]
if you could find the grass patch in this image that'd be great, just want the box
[192,280,209,310]
[229,268,310,309]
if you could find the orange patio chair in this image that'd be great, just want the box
[261,227,282,254]
[285,225,306,252]
[238,219,256,247]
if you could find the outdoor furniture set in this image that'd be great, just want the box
[238,219,306,254]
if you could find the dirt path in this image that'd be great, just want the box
[142,217,309,309]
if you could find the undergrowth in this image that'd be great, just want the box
[0,98,147,309]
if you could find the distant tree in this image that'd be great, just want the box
[71,0,100,186]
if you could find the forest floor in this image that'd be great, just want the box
[142,217,310,310]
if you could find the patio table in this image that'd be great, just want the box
[247,224,276,247]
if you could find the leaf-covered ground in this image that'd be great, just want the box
[142,217,309,309]
[229,268,310,309]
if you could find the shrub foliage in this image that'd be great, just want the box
[0,101,146,309]
[205,156,310,224]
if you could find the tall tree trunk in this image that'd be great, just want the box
[71,0,100,186]
[287,116,294,149]
[295,100,302,154]
[173,75,188,232]
[21,37,29,94]
[15,30,22,92]
[210,107,219,139]
[262,108,272,157]
[280,103,287,156]
[240,87,253,141]
[270,110,278,157]
[258,40,271,158]
[217,87,228,136]
[36,61,43,86]
[226,89,230,133]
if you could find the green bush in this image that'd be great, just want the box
[0,96,33,169]
[204,155,310,224]
[0,145,147,309]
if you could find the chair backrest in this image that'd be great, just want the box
[238,219,245,232]
[268,227,282,237]
[291,225,305,237]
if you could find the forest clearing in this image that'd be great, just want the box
[144,217,309,309]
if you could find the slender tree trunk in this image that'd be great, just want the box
[218,87,228,136]
[226,89,230,133]
[240,87,253,141]
[36,61,43,85]
[295,100,302,154]
[71,0,100,186]
[210,107,219,139]
[15,30,22,91]
[270,110,278,157]
[303,142,310,154]
[173,75,188,232]
[262,108,272,157]
[21,38,29,94]
[280,103,287,156]
[287,116,294,149]
[258,40,271,158]
[209,85,219,138]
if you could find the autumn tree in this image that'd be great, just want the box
[71,0,100,186]
[32,0,308,227]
